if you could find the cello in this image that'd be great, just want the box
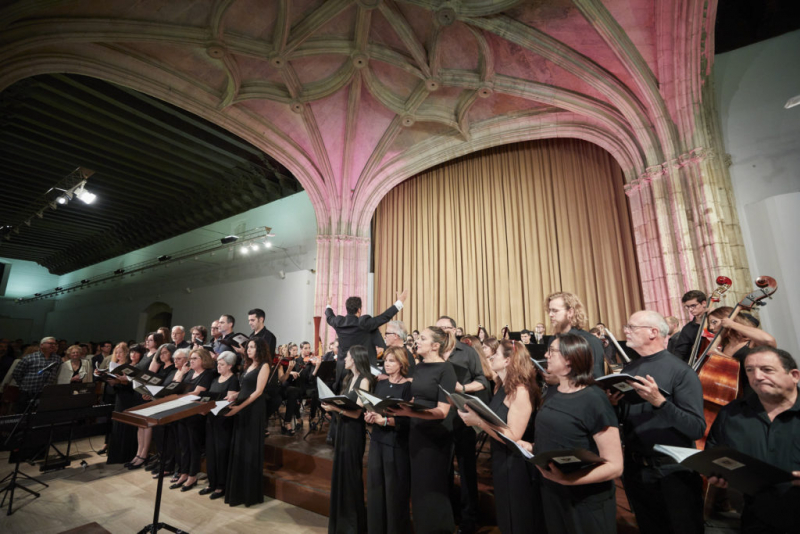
[693,276,777,449]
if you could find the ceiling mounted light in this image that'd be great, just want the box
[221,235,239,244]
[74,184,97,204]
[250,242,259,251]
[56,195,69,205]
[81,279,90,284]
[241,246,249,254]
[157,255,171,262]
[34,293,41,297]
[265,241,272,248]
[114,268,125,274]
[55,286,62,291]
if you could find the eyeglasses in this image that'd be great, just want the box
[683,303,700,310]
[623,324,653,331]
[546,348,561,355]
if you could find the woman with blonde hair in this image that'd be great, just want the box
[57,345,92,384]
[388,326,457,534]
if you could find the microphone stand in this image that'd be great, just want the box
[0,387,49,515]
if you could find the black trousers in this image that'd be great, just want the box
[540,479,616,534]
[367,441,411,534]
[622,459,704,534]
[281,385,302,423]
[153,425,176,472]
[264,387,282,426]
[449,422,479,531]
[205,414,233,491]
[176,414,204,477]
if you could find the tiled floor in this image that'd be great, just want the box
[0,437,328,534]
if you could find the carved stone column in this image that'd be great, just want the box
[314,233,371,344]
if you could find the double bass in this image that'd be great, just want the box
[687,276,732,368]
[693,276,777,449]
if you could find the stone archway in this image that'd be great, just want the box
[140,301,173,340]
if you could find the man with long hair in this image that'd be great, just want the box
[545,292,605,377]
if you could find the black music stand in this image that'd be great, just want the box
[36,383,96,471]
[0,388,48,515]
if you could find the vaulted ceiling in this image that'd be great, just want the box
[0,0,794,278]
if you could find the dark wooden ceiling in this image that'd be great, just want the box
[0,74,301,275]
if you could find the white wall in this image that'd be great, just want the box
[714,29,800,360]
[1,192,319,345]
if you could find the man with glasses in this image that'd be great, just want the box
[671,290,708,362]
[435,315,488,534]
[617,310,705,534]
[12,336,61,408]
[384,320,415,377]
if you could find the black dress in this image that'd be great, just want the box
[328,378,368,534]
[226,363,266,507]
[107,378,140,465]
[367,379,412,534]
[489,388,540,534]
[176,369,214,477]
[534,385,618,534]
[408,362,457,534]
[205,374,240,491]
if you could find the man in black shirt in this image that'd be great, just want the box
[436,316,489,534]
[545,292,605,377]
[327,290,407,388]
[171,326,192,350]
[671,290,708,362]
[213,314,235,355]
[247,308,277,356]
[706,346,800,533]
[384,320,416,378]
[618,310,706,534]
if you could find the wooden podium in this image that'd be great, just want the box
[113,394,215,534]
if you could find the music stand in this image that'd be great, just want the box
[113,394,214,534]
[35,383,96,471]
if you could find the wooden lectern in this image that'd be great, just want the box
[113,394,215,534]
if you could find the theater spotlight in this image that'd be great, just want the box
[241,246,249,254]
[220,235,239,244]
[55,287,62,291]
[114,268,125,274]
[81,279,90,284]
[157,255,171,262]
[56,195,69,205]
[74,184,97,204]
[265,241,272,248]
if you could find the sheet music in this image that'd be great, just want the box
[130,395,200,417]
[370,366,381,377]
[317,377,336,399]
[210,400,231,416]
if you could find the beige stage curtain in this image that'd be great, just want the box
[372,138,643,338]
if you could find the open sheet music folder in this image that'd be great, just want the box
[316,377,363,411]
[654,445,794,495]
[595,373,669,404]
[439,386,508,429]
[497,432,606,473]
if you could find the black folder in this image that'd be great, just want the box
[654,445,795,495]
[498,432,606,473]
[595,373,668,404]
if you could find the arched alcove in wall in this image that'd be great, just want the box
[139,302,173,340]
[372,138,643,337]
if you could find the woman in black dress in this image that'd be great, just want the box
[225,337,270,507]
[144,345,180,477]
[458,339,541,534]
[200,351,240,499]
[365,346,412,534]
[321,344,374,534]
[520,334,623,534]
[388,326,457,534]
[105,343,136,464]
[170,347,214,491]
